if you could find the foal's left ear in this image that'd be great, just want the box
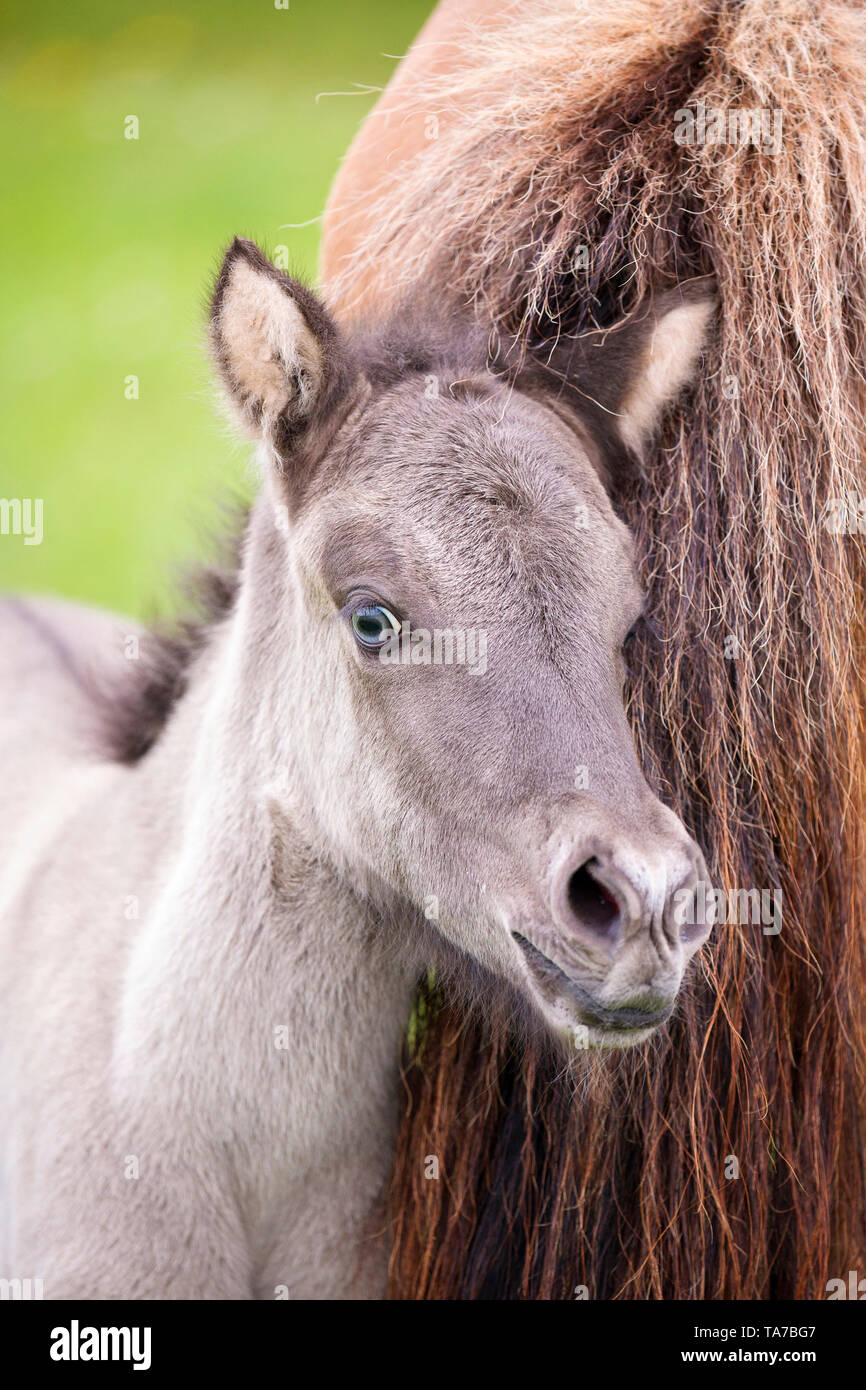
[210,238,352,456]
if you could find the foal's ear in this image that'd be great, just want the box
[210,238,352,455]
[527,278,717,466]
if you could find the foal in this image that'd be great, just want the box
[0,239,714,1297]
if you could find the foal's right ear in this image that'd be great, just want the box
[511,277,716,478]
[210,238,353,457]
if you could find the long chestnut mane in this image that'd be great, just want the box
[332,0,866,1298]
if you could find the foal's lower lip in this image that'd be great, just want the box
[512,931,672,1031]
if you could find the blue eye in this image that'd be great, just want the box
[351,603,401,649]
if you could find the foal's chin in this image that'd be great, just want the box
[511,930,679,1051]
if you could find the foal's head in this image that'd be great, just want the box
[211,238,716,1048]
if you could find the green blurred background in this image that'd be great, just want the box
[0,0,431,616]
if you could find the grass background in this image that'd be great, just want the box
[0,0,431,616]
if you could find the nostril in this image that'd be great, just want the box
[567,859,620,935]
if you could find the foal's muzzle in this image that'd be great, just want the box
[549,841,711,960]
[512,810,712,1043]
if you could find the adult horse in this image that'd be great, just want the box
[320,0,866,1298]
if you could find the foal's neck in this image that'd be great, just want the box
[118,550,421,1294]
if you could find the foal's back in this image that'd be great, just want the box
[0,595,131,1009]
[0,596,127,790]
[0,594,132,974]
[0,597,152,1284]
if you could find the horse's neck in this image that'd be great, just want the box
[115,565,420,1277]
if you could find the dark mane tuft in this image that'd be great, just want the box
[94,509,248,765]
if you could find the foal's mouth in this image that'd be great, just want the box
[511,932,674,1036]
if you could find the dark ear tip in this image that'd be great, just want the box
[222,236,268,273]
[674,274,718,312]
